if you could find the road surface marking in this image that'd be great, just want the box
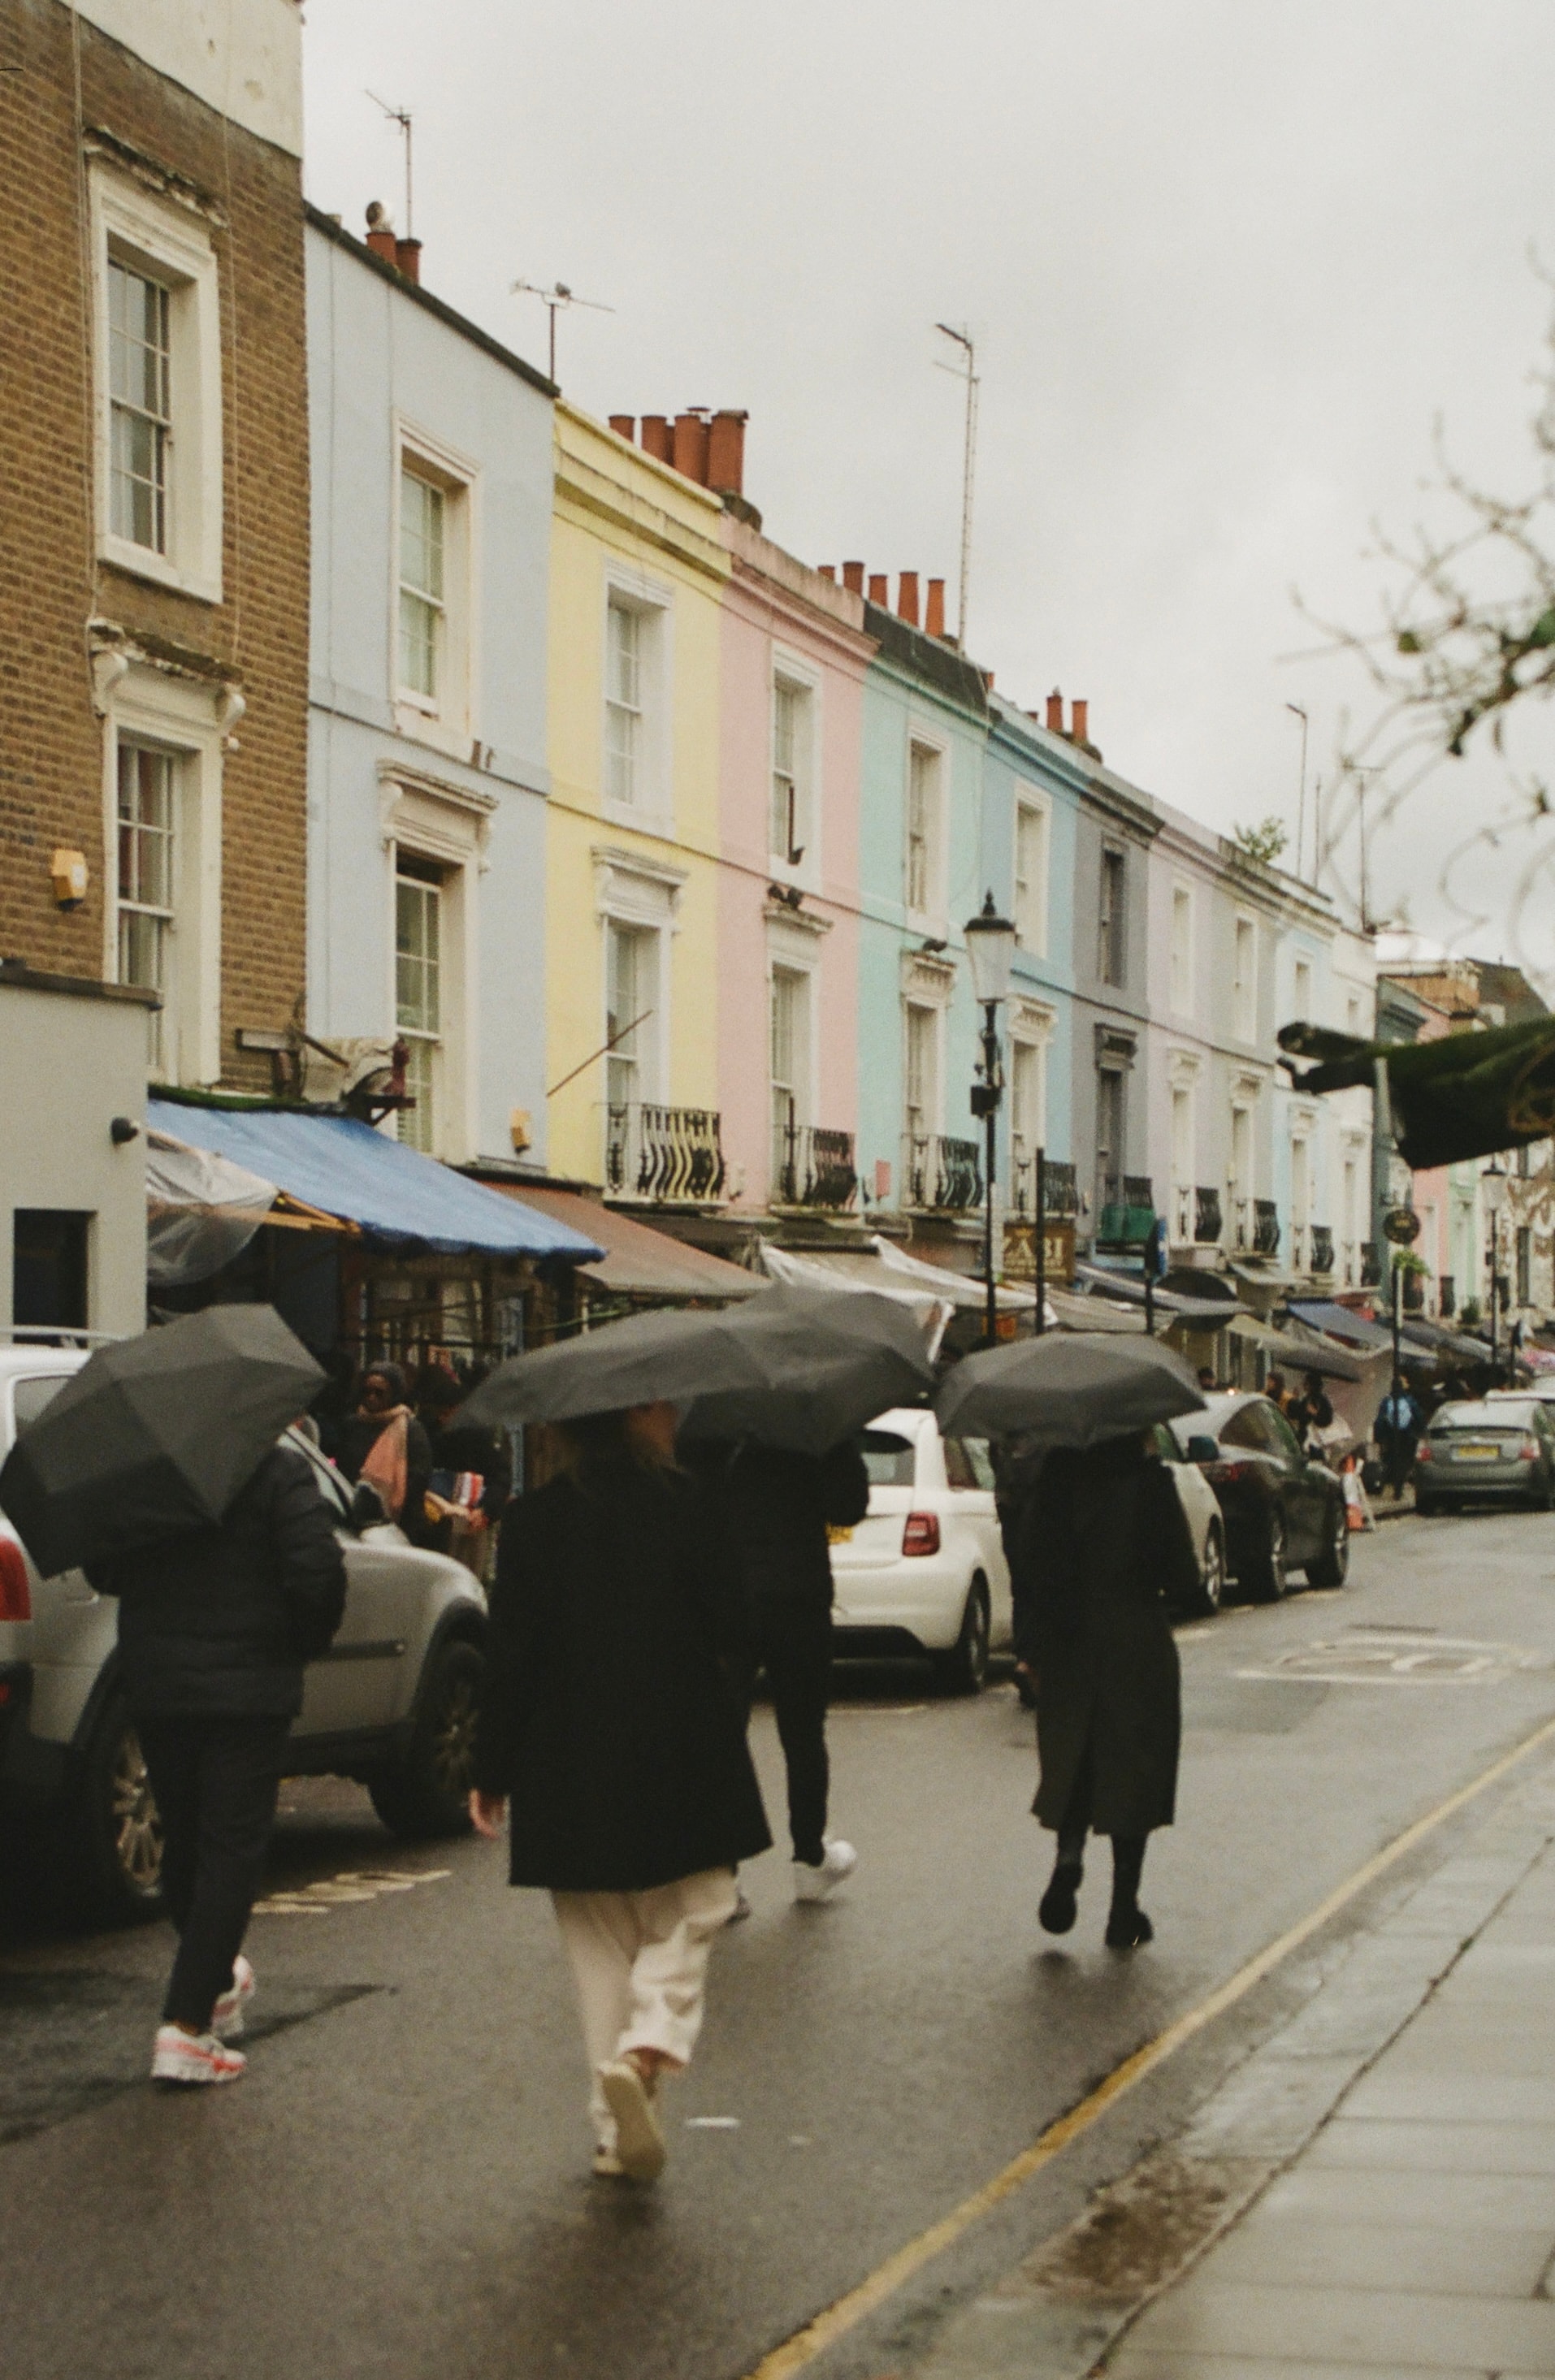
[747,1706,1555,2379]
[251,1867,452,1918]
[1237,1634,1543,1686]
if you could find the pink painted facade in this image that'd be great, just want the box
[716,518,873,1214]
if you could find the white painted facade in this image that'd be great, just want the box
[73,0,303,155]
[305,212,554,1167]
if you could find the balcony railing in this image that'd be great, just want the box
[1174,1184,1222,1244]
[1010,1148,1078,1218]
[1097,1173,1156,1249]
[1310,1225,1335,1276]
[606,1103,725,1205]
[1254,1198,1280,1257]
[772,1124,857,1211]
[901,1132,982,1214]
[1289,1221,1306,1272]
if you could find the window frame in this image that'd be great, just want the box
[1232,914,1258,1044]
[89,163,223,602]
[769,655,821,884]
[393,857,444,1157]
[1169,881,1194,1017]
[601,569,674,833]
[904,736,947,928]
[903,997,943,1142]
[102,668,225,1087]
[392,421,479,755]
[1098,847,1127,988]
[1011,792,1050,955]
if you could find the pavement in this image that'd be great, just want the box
[4,1505,1555,2380]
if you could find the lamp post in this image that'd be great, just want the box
[965,891,1018,1348]
[1483,1158,1510,1383]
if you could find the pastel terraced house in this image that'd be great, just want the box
[545,405,731,1205]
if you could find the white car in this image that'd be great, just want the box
[827,1409,1011,1693]
[0,1341,489,1923]
[1151,1421,1229,1616]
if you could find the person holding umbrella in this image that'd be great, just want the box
[938,1335,1204,1948]
[0,1308,344,2084]
[469,1400,770,2183]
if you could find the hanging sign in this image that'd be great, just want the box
[1383,1206,1422,1246]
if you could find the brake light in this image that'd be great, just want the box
[902,1511,941,1557]
[1518,1437,1540,1463]
[0,1537,31,1623]
[1208,1460,1254,1485]
[1415,1441,1433,1462]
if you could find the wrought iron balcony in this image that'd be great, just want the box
[1010,1146,1078,1218]
[606,1103,725,1205]
[1254,1198,1280,1257]
[1097,1173,1156,1249]
[901,1132,982,1214]
[772,1123,857,1212]
[1195,1186,1222,1245]
[1310,1225,1335,1276]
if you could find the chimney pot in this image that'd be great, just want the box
[673,411,711,485]
[365,202,399,266]
[868,573,889,605]
[1046,688,1064,733]
[925,578,946,638]
[640,415,672,464]
[841,561,865,595]
[608,415,636,443]
[394,236,422,283]
[1072,698,1089,745]
[707,409,747,496]
[817,565,836,582]
[982,669,995,692]
[897,570,920,626]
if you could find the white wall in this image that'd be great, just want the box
[0,982,149,1336]
[74,0,302,156]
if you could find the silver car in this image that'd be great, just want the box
[0,1343,489,1922]
[1414,1396,1555,1515]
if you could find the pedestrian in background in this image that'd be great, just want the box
[89,1437,346,2084]
[1264,1370,1289,1414]
[336,1361,434,1541]
[1375,1377,1423,1500]
[471,1402,769,2183]
[1011,1430,1198,1948]
[1289,1370,1336,1457]
[688,1435,868,1900]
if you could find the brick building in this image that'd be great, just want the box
[0,0,309,1093]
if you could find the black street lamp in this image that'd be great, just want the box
[1483,1158,1509,1383]
[965,891,1018,1348]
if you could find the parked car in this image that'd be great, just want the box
[0,1343,488,1923]
[1168,1392,1349,1600]
[1415,1396,1555,1514]
[1150,1422,1229,1616]
[828,1409,1011,1692]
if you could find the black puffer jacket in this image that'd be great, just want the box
[687,1440,869,1616]
[93,1443,347,1720]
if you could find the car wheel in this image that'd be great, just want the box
[1306,1499,1351,1587]
[933,1578,990,1696]
[1189,1525,1227,1617]
[369,1638,485,1841]
[1247,1508,1289,1603]
[55,1692,164,1925]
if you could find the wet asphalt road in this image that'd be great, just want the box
[4,1507,1555,2380]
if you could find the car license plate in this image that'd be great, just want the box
[1453,1443,1499,1461]
[827,1525,855,1544]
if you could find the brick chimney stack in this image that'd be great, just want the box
[817,565,837,583]
[868,573,888,605]
[925,579,946,638]
[1072,698,1089,746]
[897,571,920,627]
[1046,689,1064,733]
[395,238,421,284]
[841,562,865,594]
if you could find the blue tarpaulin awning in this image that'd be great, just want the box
[147,1101,604,1261]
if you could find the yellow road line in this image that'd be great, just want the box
[749,1707,1555,2379]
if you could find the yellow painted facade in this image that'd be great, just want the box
[544,402,730,1190]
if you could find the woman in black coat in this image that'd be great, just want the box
[1010,1430,1198,1948]
[470,1401,770,2183]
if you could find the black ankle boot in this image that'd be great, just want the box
[1105,1902,1153,1949]
[1039,1861,1083,1934]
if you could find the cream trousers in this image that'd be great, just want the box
[551,1867,739,2148]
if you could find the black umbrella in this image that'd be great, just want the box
[0,1305,324,1577]
[935,1331,1206,1449]
[459,1286,933,1456]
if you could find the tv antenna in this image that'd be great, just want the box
[366,92,414,236]
[934,322,979,647]
[511,279,615,384]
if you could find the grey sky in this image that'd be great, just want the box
[301,2,1555,965]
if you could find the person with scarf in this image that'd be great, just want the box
[336,1362,435,1542]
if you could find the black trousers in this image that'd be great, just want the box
[136,1714,290,2031]
[750,1601,832,1867]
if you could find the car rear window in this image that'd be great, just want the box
[1432,1401,1534,1431]
[11,1374,70,1433]
[860,1430,917,1487]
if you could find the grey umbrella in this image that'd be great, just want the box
[935,1331,1206,1449]
[0,1305,324,1577]
[458,1286,933,1456]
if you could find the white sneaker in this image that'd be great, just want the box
[793,1840,857,1902]
[210,1955,256,2040]
[591,2144,626,2179]
[150,2025,247,2086]
[599,2060,666,2182]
